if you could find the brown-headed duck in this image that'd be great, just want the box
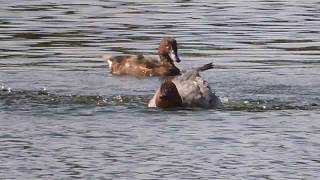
[148,63,223,109]
[104,37,181,77]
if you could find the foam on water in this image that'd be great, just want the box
[1,86,319,112]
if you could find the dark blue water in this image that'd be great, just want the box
[1,0,320,179]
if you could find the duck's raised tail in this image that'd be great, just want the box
[197,63,214,72]
[102,55,112,69]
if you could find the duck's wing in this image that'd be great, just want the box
[173,77,222,108]
[172,63,222,108]
[197,78,223,108]
[104,54,159,68]
[172,77,207,107]
[172,78,201,106]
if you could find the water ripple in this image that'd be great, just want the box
[1,0,320,179]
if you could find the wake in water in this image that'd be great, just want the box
[1,84,319,112]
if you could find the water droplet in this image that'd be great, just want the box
[115,95,123,102]
[38,87,49,95]
[220,97,229,103]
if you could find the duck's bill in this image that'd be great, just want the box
[169,49,181,63]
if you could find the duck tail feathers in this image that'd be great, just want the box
[198,63,214,72]
[102,55,113,69]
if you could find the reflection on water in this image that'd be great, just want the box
[1,0,320,179]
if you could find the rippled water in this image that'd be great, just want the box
[1,0,320,179]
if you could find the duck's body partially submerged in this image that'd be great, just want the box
[148,63,223,109]
[104,37,181,77]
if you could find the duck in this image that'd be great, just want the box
[104,37,181,77]
[148,63,223,109]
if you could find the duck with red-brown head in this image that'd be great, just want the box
[155,81,182,108]
[149,63,223,109]
[104,37,181,77]
[158,37,180,64]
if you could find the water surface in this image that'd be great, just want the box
[1,0,320,179]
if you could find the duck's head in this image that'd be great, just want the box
[155,81,182,108]
[158,37,181,64]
